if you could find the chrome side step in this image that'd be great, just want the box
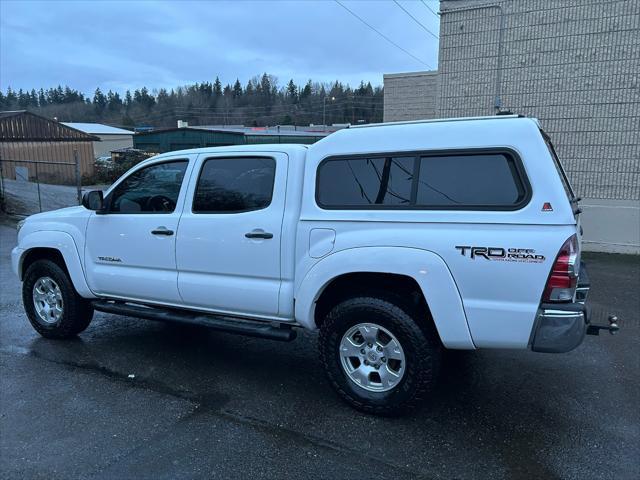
[92,300,297,342]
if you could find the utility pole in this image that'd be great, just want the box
[74,149,82,205]
[323,96,335,127]
[352,94,355,124]
[223,97,230,126]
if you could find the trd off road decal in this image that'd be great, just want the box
[455,246,545,263]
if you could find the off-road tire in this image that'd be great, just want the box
[22,259,93,339]
[319,295,441,416]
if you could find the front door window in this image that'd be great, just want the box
[108,161,188,213]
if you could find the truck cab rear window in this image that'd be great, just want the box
[316,151,528,210]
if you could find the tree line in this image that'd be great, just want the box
[0,73,384,128]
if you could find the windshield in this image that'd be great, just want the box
[541,130,576,201]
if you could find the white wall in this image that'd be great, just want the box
[93,134,133,158]
[581,199,640,254]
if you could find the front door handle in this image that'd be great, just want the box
[151,226,174,236]
[245,230,273,239]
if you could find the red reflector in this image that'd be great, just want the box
[547,273,575,289]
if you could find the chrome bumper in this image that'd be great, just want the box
[531,303,588,353]
[531,261,590,353]
[531,262,619,353]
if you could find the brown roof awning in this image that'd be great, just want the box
[0,110,100,142]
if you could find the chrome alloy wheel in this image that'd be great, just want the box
[32,276,64,324]
[339,323,406,392]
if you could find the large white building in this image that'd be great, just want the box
[62,123,134,159]
[384,0,639,254]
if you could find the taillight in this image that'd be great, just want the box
[543,234,579,302]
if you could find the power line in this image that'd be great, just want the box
[168,97,383,113]
[393,0,438,40]
[420,0,439,17]
[169,96,383,112]
[123,101,384,124]
[333,0,434,69]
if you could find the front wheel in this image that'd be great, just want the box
[22,259,93,339]
[319,296,441,416]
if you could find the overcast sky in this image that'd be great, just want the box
[0,0,439,95]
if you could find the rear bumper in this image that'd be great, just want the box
[530,261,591,353]
[531,302,588,353]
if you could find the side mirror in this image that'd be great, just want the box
[82,190,104,212]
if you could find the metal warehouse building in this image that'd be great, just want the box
[62,122,134,159]
[0,110,98,184]
[133,126,329,153]
[383,0,639,254]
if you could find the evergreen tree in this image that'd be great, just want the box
[259,73,272,107]
[106,90,123,112]
[17,89,28,108]
[300,80,312,99]
[213,77,222,98]
[93,88,107,113]
[232,79,242,98]
[38,88,47,107]
[286,79,298,103]
[5,87,17,107]
[2,72,384,127]
[29,89,38,107]
[245,79,255,98]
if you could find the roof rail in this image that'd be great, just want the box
[350,114,523,129]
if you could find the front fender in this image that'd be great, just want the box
[294,247,475,349]
[14,230,95,298]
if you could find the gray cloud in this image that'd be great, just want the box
[0,0,439,93]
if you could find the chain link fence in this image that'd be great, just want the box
[0,152,83,216]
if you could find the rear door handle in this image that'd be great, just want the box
[245,230,273,239]
[151,227,174,236]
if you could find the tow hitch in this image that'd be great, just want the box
[587,315,620,336]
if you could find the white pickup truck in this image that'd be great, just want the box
[12,115,617,415]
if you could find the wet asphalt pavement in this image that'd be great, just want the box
[0,218,638,479]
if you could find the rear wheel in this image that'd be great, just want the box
[22,259,93,339]
[319,295,441,416]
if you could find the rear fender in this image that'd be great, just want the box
[295,247,475,349]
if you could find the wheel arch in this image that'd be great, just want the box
[314,272,429,328]
[17,231,95,298]
[295,247,475,349]
[21,247,68,278]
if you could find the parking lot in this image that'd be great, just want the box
[0,216,638,479]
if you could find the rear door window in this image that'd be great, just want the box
[193,157,276,213]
